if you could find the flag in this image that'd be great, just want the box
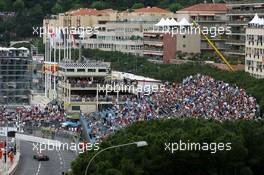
[71,34,76,48]
[48,26,56,48]
[60,29,64,44]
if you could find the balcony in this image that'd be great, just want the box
[225,50,245,56]
[226,39,245,45]
[195,19,227,23]
[228,21,248,26]
[228,9,264,16]
[201,47,226,50]
[143,50,163,56]
[227,0,264,4]
[144,40,163,46]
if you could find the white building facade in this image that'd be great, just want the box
[245,14,264,78]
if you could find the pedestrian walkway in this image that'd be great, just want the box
[0,152,20,175]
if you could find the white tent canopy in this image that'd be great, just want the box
[165,18,171,24]
[18,47,29,51]
[168,18,179,26]
[178,18,192,26]
[0,47,9,51]
[155,18,167,26]
[261,18,264,25]
[249,14,261,24]
[249,13,264,25]
[155,17,180,27]
[8,47,17,50]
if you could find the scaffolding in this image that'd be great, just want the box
[0,47,32,105]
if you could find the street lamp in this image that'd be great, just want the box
[84,141,148,175]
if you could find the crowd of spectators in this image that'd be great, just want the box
[69,78,95,88]
[0,74,260,144]
[84,74,259,142]
[0,103,67,130]
[70,94,129,103]
[68,77,138,88]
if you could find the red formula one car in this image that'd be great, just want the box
[33,154,49,161]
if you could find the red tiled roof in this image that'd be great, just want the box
[133,6,171,13]
[178,3,228,12]
[68,8,99,16]
[68,8,115,16]
[99,9,116,13]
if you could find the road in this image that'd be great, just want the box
[15,139,77,175]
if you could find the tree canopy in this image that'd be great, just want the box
[131,3,145,9]
[71,118,264,175]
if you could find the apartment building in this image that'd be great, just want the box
[143,32,174,63]
[44,6,174,28]
[81,7,174,55]
[226,0,264,59]
[176,3,228,54]
[245,14,264,78]
[43,7,174,55]
[43,8,118,44]
[82,21,154,56]
[43,8,118,28]
[143,26,201,64]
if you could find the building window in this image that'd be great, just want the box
[98,69,107,72]
[72,106,80,111]
[77,69,85,72]
[67,69,75,72]
[88,69,96,72]
[183,44,186,48]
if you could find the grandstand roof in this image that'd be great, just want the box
[59,62,110,68]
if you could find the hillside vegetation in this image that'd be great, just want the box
[71,118,264,175]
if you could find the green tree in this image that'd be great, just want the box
[71,119,264,175]
[120,159,136,174]
[51,2,63,14]
[105,169,122,175]
[169,3,183,12]
[240,167,253,175]
[73,3,82,9]
[131,2,144,9]
[0,0,7,11]
[31,4,44,19]
[90,1,110,10]
[13,0,24,12]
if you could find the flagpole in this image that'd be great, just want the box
[59,34,61,63]
[66,32,68,60]
[44,35,47,98]
[49,37,52,98]
[54,36,56,97]
[69,34,72,61]
[64,30,66,61]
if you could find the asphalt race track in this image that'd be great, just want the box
[15,140,76,175]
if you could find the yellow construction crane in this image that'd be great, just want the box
[192,20,235,72]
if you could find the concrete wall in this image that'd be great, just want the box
[176,32,201,53]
